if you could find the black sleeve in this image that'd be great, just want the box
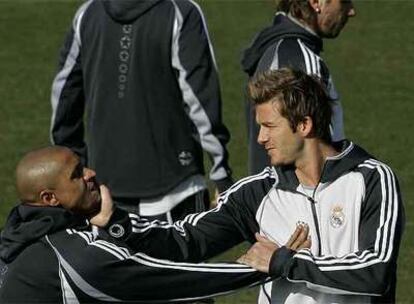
[102,171,275,262]
[171,1,233,191]
[271,160,404,297]
[46,231,269,303]
[103,194,247,262]
[50,5,88,164]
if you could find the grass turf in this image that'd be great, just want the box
[0,0,412,302]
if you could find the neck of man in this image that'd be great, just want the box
[287,13,320,37]
[294,139,338,187]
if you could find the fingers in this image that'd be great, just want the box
[289,224,309,250]
[285,222,312,251]
[99,185,113,208]
[237,247,271,273]
[285,225,303,248]
[297,237,312,250]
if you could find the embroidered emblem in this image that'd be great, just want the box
[330,206,345,228]
[178,151,193,166]
[109,224,125,238]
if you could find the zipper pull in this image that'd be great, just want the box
[308,197,316,204]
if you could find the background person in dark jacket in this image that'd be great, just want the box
[241,0,356,174]
[0,146,266,303]
[50,0,233,223]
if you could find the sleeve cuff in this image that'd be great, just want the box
[269,246,295,277]
[103,207,132,241]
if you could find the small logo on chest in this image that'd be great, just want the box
[178,151,193,166]
[330,205,345,228]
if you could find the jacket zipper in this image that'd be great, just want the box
[302,161,327,256]
[307,196,322,256]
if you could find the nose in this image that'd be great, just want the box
[83,167,96,181]
[257,126,268,146]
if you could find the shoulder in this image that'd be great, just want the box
[256,38,328,75]
[356,158,398,183]
[169,0,204,18]
[222,168,276,208]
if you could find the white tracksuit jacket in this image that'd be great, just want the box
[104,140,405,304]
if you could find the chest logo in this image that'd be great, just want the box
[330,206,345,228]
[178,151,193,166]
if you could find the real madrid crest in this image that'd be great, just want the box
[330,205,345,228]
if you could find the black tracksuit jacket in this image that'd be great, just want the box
[50,0,232,198]
[0,204,266,303]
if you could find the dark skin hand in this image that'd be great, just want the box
[237,224,312,273]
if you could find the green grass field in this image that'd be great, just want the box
[0,0,413,302]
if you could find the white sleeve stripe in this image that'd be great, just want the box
[366,159,398,262]
[74,231,131,259]
[132,252,256,273]
[298,39,312,74]
[50,0,93,144]
[298,39,322,78]
[270,39,284,71]
[294,159,399,270]
[187,0,217,69]
[287,278,381,296]
[170,0,227,181]
[128,168,273,233]
[191,168,273,225]
[46,236,121,302]
[298,248,373,262]
[63,230,256,272]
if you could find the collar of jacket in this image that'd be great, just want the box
[274,140,372,191]
[0,204,88,263]
[241,12,323,75]
[102,0,165,24]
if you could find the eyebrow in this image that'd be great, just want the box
[70,161,83,179]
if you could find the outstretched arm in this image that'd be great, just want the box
[47,226,269,303]
[91,185,250,262]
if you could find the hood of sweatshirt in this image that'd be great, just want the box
[102,0,164,24]
[0,204,88,263]
[241,12,323,76]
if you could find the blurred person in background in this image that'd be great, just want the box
[50,0,233,224]
[242,0,356,174]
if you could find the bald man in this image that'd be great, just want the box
[0,146,268,303]
[15,146,101,216]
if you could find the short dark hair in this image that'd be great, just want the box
[248,68,332,143]
[276,0,318,26]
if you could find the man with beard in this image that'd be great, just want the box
[242,0,356,174]
[90,69,404,304]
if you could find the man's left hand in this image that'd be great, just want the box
[237,224,311,273]
[237,233,279,273]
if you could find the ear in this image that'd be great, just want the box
[39,190,60,207]
[296,116,313,137]
[308,0,321,13]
